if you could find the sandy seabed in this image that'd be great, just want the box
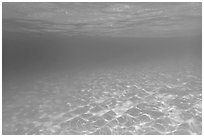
[2,58,202,135]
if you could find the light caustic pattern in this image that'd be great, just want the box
[2,62,202,135]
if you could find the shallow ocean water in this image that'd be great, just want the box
[2,2,202,135]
